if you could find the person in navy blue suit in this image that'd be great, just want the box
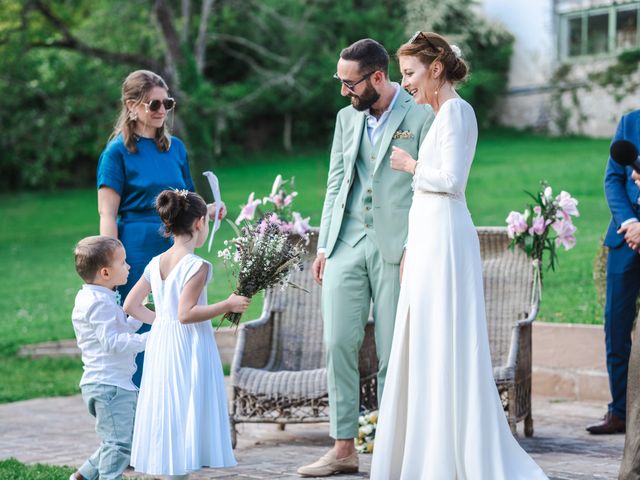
[587,110,640,436]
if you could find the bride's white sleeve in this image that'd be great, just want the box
[412,102,471,194]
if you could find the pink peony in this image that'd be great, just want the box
[235,192,262,225]
[279,222,294,233]
[506,211,528,239]
[284,192,298,207]
[291,212,311,236]
[270,175,283,197]
[528,216,551,236]
[552,219,577,250]
[556,191,579,217]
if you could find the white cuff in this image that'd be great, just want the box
[126,315,144,331]
[317,247,327,255]
[622,218,639,227]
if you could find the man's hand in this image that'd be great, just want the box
[618,221,640,251]
[312,253,327,285]
[633,170,640,188]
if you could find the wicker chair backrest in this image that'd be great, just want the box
[478,227,534,369]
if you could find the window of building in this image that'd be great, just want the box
[560,3,640,59]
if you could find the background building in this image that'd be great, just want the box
[480,0,640,137]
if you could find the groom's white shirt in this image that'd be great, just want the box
[364,83,401,146]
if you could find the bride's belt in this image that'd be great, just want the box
[413,190,465,202]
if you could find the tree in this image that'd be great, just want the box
[404,0,514,127]
[0,0,408,190]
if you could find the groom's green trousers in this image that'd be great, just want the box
[322,234,401,439]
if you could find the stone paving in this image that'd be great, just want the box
[0,394,626,479]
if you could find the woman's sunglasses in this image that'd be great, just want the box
[142,98,176,112]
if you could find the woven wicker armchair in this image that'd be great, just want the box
[229,230,378,447]
[229,227,539,444]
[478,227,540,437]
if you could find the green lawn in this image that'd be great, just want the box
[0,128,612,403]
[0,459,74,480]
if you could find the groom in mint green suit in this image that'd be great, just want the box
[298,39,434,477]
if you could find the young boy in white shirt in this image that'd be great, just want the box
[69,236,154,480]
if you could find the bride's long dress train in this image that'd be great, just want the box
[370,98,548,480]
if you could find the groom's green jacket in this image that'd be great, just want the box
[318,88,434,263]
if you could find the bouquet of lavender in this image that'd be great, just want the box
[505,181,579,287]
[218,213,308,327]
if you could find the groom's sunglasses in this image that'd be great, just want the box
[333,71,375,92]
[142,98,176,113]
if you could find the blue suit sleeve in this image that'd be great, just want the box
[605,115,638,228]
[97,142,125,196]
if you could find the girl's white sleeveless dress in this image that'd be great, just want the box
[131,253,236,475]
[370,99,548,479]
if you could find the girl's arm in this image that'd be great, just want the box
[123,277,155,325]
[98,187,121,238]
[177,264,250,324]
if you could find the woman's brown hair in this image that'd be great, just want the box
[109,70,172,154]
[396,32,468,84]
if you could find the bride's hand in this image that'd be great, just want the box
[390,146,417,174]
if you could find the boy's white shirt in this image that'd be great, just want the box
[72,283,148,391]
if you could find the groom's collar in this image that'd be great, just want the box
[364,83,401,120]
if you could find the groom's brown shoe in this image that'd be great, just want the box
[297,448,359,477]
[586,411,626,434]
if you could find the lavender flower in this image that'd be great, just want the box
[220,215,308,327]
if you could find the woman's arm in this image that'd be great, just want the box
[177,264,250,324]
[123,277,155,324]
[98,187,121,238]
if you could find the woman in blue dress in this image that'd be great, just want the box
[97,70,196,386]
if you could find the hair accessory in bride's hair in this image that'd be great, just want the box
[173,188,190,198]
[450,45,462,59]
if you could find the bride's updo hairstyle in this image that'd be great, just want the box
[156,189,207,237]
[396,31,468,84]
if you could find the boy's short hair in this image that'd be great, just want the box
[74,236,123,282]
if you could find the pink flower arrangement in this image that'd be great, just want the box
[506,182,579,272]
[235,192,262,225]
[235,175,311,239]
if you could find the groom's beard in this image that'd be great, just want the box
[350,83,380,111]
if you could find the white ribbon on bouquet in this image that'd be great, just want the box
[203,171,222,252]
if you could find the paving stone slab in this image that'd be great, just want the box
[0,395,625,479]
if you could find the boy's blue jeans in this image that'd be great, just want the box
[79,384,137,480]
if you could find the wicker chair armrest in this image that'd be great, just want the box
[503,297,539,373]
[504,324,521,371]
[517,291,540,327]
[231,308,274,373]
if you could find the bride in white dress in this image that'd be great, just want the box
[369,32,548,480]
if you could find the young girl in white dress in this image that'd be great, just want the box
[370,32,548,479]
[124,189,250,479]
